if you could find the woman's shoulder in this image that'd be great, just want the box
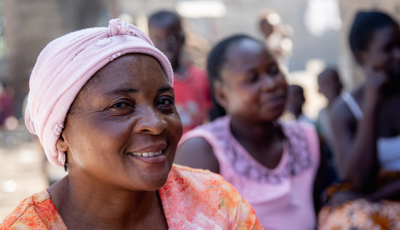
[0,190,66,230]
[180,116,229,143]
[160,165,262,229]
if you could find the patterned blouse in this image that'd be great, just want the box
[1,164,262,230]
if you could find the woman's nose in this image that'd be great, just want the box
[134,106,167,135]
[261,74,278,92]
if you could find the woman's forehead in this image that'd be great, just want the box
[80,54,169,96]
[370,25,400,47]
[101,54,162,72]
[224,39,273,70]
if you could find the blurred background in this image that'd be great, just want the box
[0,0,399,218]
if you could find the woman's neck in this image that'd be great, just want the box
[230,116,281,145]
[48,175,167,230]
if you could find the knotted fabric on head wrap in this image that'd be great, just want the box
[25,19,174,167]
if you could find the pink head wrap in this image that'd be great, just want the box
[25,19,174,167]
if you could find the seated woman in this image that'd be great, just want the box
[319,11,400,229]
[0,19,262,230]
[175,35,324,230]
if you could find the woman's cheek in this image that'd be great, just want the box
[171,115,183,138]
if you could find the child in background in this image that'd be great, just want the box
[148,11,211,134]
[175,35,324,229]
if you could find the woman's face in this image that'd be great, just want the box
[363,25,400,80]
[59,54,182,191]
[218,39,287,122]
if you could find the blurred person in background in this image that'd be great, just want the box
[176,34,325,229]
[319,11,400,229]
[316,68,343,192]
[0,19,262,229]
[284,84,313,124]
[316,68,343,150]
[259,10,293,73]
[148,11,211,134]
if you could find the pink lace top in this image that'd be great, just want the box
[180,116,320,230]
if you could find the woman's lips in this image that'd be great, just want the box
[264,95,286,107]
[130,151,162,157]
[128,150,167,165]
[129,143,167,153]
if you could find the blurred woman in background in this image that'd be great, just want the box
[176,34,325,229]
[319,11,400,229]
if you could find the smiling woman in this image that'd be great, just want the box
[0,19,262,230]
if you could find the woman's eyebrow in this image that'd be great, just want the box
[157,86,173,93]
[114,88,138,94]
[106,86,172,96]
[103,88,138,97]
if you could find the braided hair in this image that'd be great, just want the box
[207,34,260,121]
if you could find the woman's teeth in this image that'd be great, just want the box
[130,151,162,157]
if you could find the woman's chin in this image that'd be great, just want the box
[127,166,171,191]
[259,108,284,121]
[136,176,169,191]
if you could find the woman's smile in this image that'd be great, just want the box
[127,142,168,164]
[262,94,286,108]
[128,150,167,164]
[130,151,163,157]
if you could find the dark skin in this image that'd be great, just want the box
[148,18,187,77]
[176,39,286,171]
[330,25,400,205]
[48,54,183,229]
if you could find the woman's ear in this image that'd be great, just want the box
[214,81,229,110]
[56,134,69,152]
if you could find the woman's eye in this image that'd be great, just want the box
[269,67,280,76]
[111,102,130,108]
[158,98,174,105]
[248,74,259,82]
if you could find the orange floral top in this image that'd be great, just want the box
[1,165,262,230]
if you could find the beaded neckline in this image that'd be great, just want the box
[203,116,313,184]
